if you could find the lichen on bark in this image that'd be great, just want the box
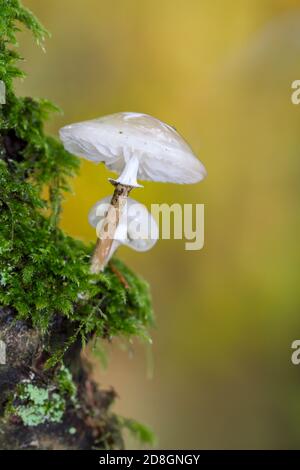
[0,0,154,450]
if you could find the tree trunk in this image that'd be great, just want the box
[0,307,123,450]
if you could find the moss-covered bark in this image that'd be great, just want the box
[0,307,123,450]
[0,0,154,449]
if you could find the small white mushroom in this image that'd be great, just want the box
[88,196,158,267]
[59,112,206,273]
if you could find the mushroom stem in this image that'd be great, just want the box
[90,182,133,273]
[110,154,143,188]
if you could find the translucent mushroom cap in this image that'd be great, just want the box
[88,196,158,252]
[59,112,207,184]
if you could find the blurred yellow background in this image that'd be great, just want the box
[16,0,300,448]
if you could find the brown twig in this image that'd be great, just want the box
[109,262,129,289]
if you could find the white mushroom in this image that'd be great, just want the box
[60,112,207,185]
[88,196,158,267]
[59,112,206,273]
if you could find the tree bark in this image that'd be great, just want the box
[0,308,123,450]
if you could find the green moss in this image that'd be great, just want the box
[9,363,77,427]
[56,363,77,403]
[20,384,49,405]
[13,385,61,427]
[119,417,156,447]
[0,0,154,363]
[0,0,155,443]
[16,384,65,426]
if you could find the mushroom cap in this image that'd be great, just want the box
[88,196,158,252]
[60,112,207,184]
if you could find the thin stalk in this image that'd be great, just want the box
[90,181,133,273]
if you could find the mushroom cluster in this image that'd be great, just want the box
[59,112,206,273]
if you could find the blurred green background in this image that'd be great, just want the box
[16,0,300,449]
